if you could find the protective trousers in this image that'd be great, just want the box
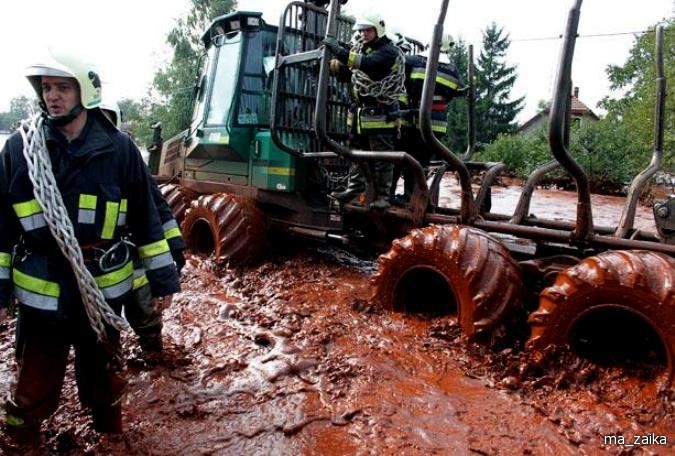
[362,134,394,209]
[5,307,126,435]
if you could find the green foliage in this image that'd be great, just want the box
[443,39,469,153]
[476,127,550,179]
[475,23,524,145]
[477,119,648,193]
[118,98,152,144]
[147,0,237,142]
[0,96,36,131]
[599,21,675,173]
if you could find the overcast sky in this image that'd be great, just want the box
[0,0,671,123]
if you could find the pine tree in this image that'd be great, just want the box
[475,23,524,145]
[443,39,470,154]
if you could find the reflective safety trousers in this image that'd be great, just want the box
[0,112,180,318]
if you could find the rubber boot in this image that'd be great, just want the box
[138,332,163,353]
[330,164,365,203]
[369,162,394,210]
[4,417,41,447]
[92,403,123,434]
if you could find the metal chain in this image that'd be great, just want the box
[350,44,407,105]
[319,163,349,185]
[18,114,129,342]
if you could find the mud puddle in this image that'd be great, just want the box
[438,175,658,231]
[0,182,673,455]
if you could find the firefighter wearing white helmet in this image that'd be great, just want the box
[99,96,187,356]
[322,12,405,210]
[390,32,462,204]
[99,97,122,130]
[25,50,102,128]
[0,50,180,441]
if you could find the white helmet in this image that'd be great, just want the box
[353,13,386,38]
[441,33,455,53]
[25,49,102,109]
[100,96,122,129]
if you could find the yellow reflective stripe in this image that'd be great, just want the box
[255,166,295,176]
[164,227,182,240]
[138,239,170,259]
[0,252,10,268]
[120,199,128,213]
[436,75,458,89]
[101,201,119,240]
[79,194,97,210]
[133,273,149,290]
[432,124,448,133]
[13,269,60,297]
[410,70,426,80]
[12,200,42,217]
[94,261,133,288]
[360,121,394,129]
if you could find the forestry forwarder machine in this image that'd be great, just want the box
[155,0,675,388]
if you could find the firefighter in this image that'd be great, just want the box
[0,50,180,442]
[100,98,186,354]
[393,33,462,203]
[323,13,405,210]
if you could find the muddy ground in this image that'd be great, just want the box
[0,181,673,455]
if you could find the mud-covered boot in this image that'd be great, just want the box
[330,164,365,203]
[92,404,122,434]
[138,331,163,353]
[369,162,394,210]
[4,415,41,447]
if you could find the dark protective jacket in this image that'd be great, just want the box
[0,110,180,319]
[131,180,185,292]
[331,36,403,136]
[401,53,462,137]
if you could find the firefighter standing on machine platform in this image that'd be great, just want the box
[0,50,180,443]
[100,99,186,355]
[323,13,406,210]
[392,33,462,203]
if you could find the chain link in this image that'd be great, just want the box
[350,44,407,105]
[18,114,129,342]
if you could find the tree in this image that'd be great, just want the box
[0,96,36,131]
[599,21,675,172]
[117,97,151,143]
[443,38,470,154]
[475,23,524,145]
[148,0,237,141]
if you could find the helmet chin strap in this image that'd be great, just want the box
[42,103,84,127]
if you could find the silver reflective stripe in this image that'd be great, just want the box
[163,220,179,231]
[15,287,58,311]
[0,267,9,280]
[100,276,133,300]
[19,214,47,231]
[78,209,96,224]
[143,252,175,271]
[117,213,127,226]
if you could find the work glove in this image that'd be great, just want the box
[322,37,340,53]
[329,58,343,74]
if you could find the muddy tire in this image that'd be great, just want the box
[372,224,525,341]
[159,184,197,225]
[182,193,267,265]
[528,250,675,385]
